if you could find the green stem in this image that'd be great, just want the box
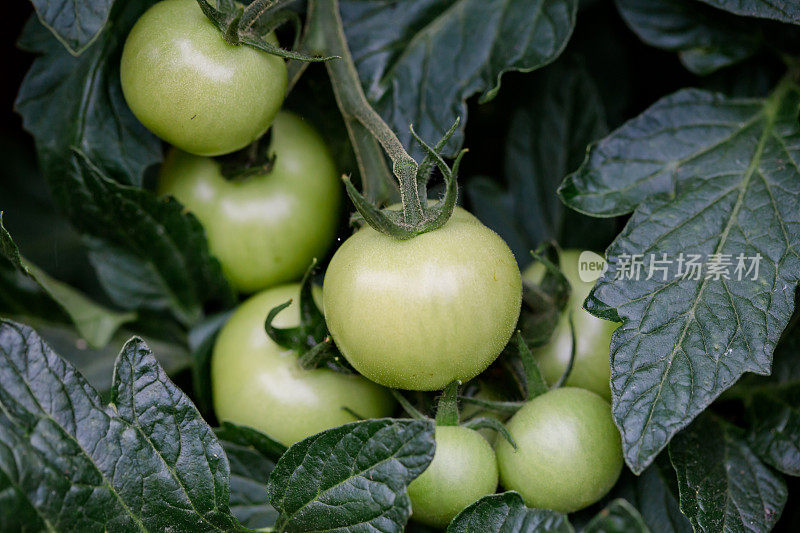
[308,0,420,212]
[435,381,461,426]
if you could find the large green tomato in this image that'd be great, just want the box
[121,0,287,156]
[211,283,395,447]
[323,208,522,391]
[524,249,619,399]
[408,425,498,528]
[496,387,623,513]
[159,112,341,293]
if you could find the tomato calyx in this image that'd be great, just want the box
[344,118,466,239]
[215,132,276,181]
[264,260,353,373]
[395,382,517,448]
[195,0,334,62]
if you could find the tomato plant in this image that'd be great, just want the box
[524,249,619,399]
[323,207,522,391]
[6,0,800,531]
[159,111,341,293]
[120,0,287,156]
[211,283,395,446]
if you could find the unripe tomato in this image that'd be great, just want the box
[524,249,619,399]
[159,112,341,293]
[211,283,395,447]
[323,208,522,390]
[121,0,287,156]
[495,387,623,513]
[408,425,498,528]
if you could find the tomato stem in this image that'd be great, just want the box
[435,381,461,426]
[307,0,463,238]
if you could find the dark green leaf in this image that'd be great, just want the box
[341,0,578,160]
[748,384,800,476]
[669,414,787,532]
[583,499,650,533]
[1,215,135,347]
[615,0,760,75]
[189,310,235,416]
[466,59,612,266]
[560,84,800,472]
[696,0,800,25]
[0,320,240,531]
[447,491,573,532]
[72,153,233,325]
[612,461,692,533]
[30,0,114,55]
[466,177,531,261]
[216,422,287,529]
[17,5,160,191]
[267,418,435,532]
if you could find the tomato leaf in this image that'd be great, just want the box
[216,422,287,529]
[188,310,235,416]
[615,0,761,75]
[70,152,233,325]
[340,0,578,160]
[747,384,800,476]
[446,491,573,533]
[559,83,800,473]
[16,5,159,191]
[695,0,800,25]
[610,460,691,533]
[466,59,613,267]
[15,10,235,324]
[583,499,650,533]
[669,413,787,532]
[0,320,241,531]
[266,418,435,532]
[30,0,114,55]
[1,214,135,348]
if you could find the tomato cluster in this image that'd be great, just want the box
[121,0,623,526]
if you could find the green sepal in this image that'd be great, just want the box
[343,176,417,239]
[435,381,461,427]
[515,331,548,400]
[194,0,335,62]
[414,117,460,199]
[345,119,466,239]
[462,417,517,449]
[553,311,577,389]
[264,260,353,373]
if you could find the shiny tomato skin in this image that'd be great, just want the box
[496,387,623,513]
[211,283,395,447]
[159,112,341,293]
[408,425,498,528]
[121,0,287,156]
[323,207,522,391]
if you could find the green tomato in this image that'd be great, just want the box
[408,425,498,528]
[159,112,341,293]
[121,0,287,156]
[323,208,522,391]
[211,283,395,447]
[524,249,619,399]
[496,387,623,513]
